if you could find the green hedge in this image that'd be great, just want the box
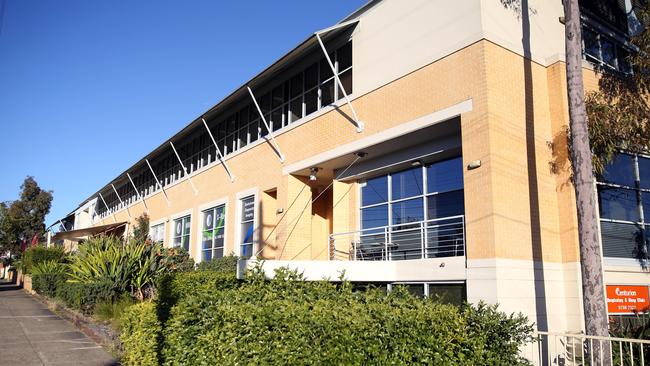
[159,269,533,365]
[21,246,66,274]
[55,281,117,314]
[156,270,238,323]
[120,302,161,366]
[32,273,67,298]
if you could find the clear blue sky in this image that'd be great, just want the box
[0,0,367,227]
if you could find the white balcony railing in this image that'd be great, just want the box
[329,215,465,261]
[531,331,650,365]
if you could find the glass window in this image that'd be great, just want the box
[304,63,318,90]
[361,176,388,206]
[427,284,466,305]
[338,69,352,97]
[600,154,635,187]
[290,97,302,123]
[427,157,464,193]
[361,204,388,229]
[272,85,284,109]
[391,167,423,200]
[202,205,226,262]
[321,80,334,107]
[392,198,424,225]
[601,37,616,67]
[583,26,600,61]
[601,221,647,259]
[337,42,352,71]
[427,190,465,220]
[240,196,255,258]
[598,186,640,222]
[320,57,333,81]
[639,157,650,190]
[149,223,165,244]
[290,74,303,99]
[172,215,191,251]
[643,192,650,222]
[304,89,317,115]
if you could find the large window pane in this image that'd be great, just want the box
[391,167,423,200]
[304,63,318,90]
[583,26,600,61]
[320,57,333,81]
[362,176,388,206]
[600,154,635,187]
[639,157,650,190]
[321,80,334,107]
[643,192,650,222]
[338,69,352,97]
[304,89,317,115]
[427,190,464,220]
[290,97,302,123]
[601,221,647,259]
[361,204,388,229]
[337,42,352,70]
[598,186,640,222]
[392,198,424,225]
[290,74,303,99]
[427,157,464,193]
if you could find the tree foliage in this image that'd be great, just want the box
[585,4,650,173]
[132,213,150,244]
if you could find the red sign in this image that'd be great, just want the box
[606,285,650,314]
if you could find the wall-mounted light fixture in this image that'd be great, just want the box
[309,167,320,181]
[467,160,482,170]
[411,160,422,167]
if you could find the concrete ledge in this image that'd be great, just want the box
[238,257,467,282]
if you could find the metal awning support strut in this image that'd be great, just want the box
[246,86,286,162]
[111,183,131,219]
[145,159,171,206]
[169,141,198,195]
[127,172,149,213]
[97,192,117,223]
[314,19,364,133]
[201,118,235,182]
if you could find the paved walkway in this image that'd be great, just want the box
[0,279,117,366]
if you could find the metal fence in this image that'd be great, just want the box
[530,331,650,365]
[329,215,465,261]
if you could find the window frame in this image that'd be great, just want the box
[170,210,192,252]
[149,219,166,245]
[199,197,229,262]
[236,189,259,259]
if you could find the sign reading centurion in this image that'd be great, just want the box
[606,285,650,314]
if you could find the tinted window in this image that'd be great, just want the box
[427,190,464,219]
[391,167,423,200]
[427,157,464,193]
[598,186,640,222]
[337,42,352,70]
[361,204,388,229]
[600,154,635,187]
[362,176,388,206]
[392,198,424,225]
[639,157,650,190]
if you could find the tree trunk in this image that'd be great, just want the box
[563,0,611,362]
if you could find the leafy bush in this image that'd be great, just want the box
[21,246,66,274]
[94,294,135,326]
[156,270,238,324]
[195,254,238,273]
[157,247,194,273]
[31,260,69,298]
[55,280,117,314]
[67,236,165,300]
[120,302,161,366]
[32,273,67,298]
[160,268,533,365]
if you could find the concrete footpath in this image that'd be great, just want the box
[0,279,117,366]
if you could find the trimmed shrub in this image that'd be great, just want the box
[156,270,238,323]
[160,269,533,365]
[120,302,161,366]
[55,281,117,314]
[157,247,195,273]
[195,254,238,273]
[32,273,67,298]
[21,246,66,274]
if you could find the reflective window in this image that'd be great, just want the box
[427,190,465,220]
[240,196,255,259]
[149,223,165,244]
[639,157,650,190]
[361,176,388,206]
[600,154,635,187]
[392,167,423,200]
[427,157,464,193]
[202,205,226,262]
[598,186,640,222]
[172,215,191,251]
[392,198,424,225]
[361,204,388,230]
